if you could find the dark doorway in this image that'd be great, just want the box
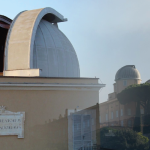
[0,27,8,72]
[0,15,12,74]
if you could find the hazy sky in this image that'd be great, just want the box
[1,0,150,103]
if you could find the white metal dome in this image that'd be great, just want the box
[33,19,80,77]
[3,8,80,77]
[115,65,141,81]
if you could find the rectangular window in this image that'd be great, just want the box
[123,80,127,86]
[128,120,132,127]
[111,112,113,119]
[87,120,90,127]
[77,123,80,130]
[121,120,124,126]
[116,110,118,117]
[106,114,108,121]
[121,109,123,116]
[92,118,94,125]
[83,122,85,128]
[140,109,144,115]
[127,109,131,115]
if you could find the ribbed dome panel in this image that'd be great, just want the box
[33,19,80,77]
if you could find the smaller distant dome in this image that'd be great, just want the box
[146,80,150,83]
[115,65,141,81]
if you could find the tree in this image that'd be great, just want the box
[117,83,150,132]
[100,127,149,150]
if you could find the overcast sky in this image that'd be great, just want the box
[1,0,150,103]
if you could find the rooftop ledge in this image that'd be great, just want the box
[0,76,105,91]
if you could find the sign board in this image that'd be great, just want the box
[105,130,115,137]
[0,106,25,138]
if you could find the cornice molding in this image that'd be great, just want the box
[0,83,105,91]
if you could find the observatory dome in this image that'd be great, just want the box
[115,65,141,81]
[3,7,80,77]
[33,19,80,77]
[146,80,150,83]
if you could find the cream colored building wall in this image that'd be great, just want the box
[100,99,119,126]
[108,92,116,101]
[115,79,141,94]
[0,77,103,150]
[100,99,137,127]
[99,102,108,126]
[109,79,141,101]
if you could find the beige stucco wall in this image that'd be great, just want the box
[0,77,102,150]
[115,79,141,94]
[109,79,141,101]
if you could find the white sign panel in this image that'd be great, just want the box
[0,106,25,138]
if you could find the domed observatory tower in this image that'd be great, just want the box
[108,65,141,100]
[3,7,80,77]
[114,65,141,93]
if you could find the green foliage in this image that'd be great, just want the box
[117,83,150,132]
[117,83,150,105]
[100,127,149,150]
